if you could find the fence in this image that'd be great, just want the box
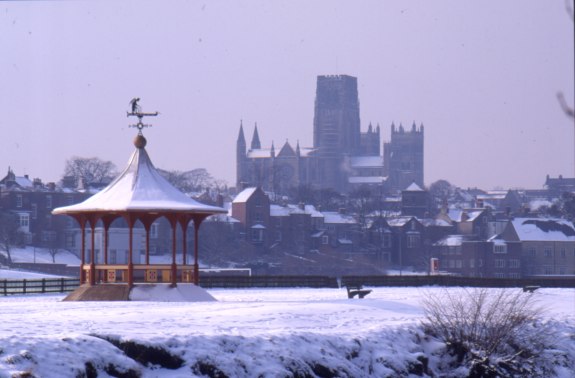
[2,275,573,296]
[1,278,80,296]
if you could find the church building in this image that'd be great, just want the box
[236,75,424,195]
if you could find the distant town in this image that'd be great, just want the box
[1,75,574,280]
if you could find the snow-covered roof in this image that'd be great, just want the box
[510,218,575,242]
[246,149,272,158]
[53,135,226,216]
[322,211,356,224]
[232,187,258,204]
[386,216,414,227]
[15,176,33,188]
[349,156,383,168]
[270,204,324,218]
[299,147,317,157]
[447,209,484,223]
[348,176,386,184]
[419,218,452,227]
[404,182,424,191]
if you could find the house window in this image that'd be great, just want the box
[31,203,38,219]
[322,235,329,245]
[46,195,53,209]
[19,213,30,228]
[508,259,520,268]
[529,247,536,257]
[560,248,566,258]
[383,234,391,248]
[495,259,506,268]
[110,250,117,264]
[252,228,264,243]
[407,234,419,248]
[478,259,484,267]
[544,247,553,258]
[275,231,282,242]
[509,273,521,279]
[16,195,23,208]
[495,273,506,278]
[493,244,507,254]
[469,259,475,268]
[455,260,462,268]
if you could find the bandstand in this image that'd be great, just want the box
[52,103,226,297]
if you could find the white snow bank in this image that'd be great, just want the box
[0,287,573,377]
[129,283,217,302]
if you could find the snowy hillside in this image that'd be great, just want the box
[0,287,574,377]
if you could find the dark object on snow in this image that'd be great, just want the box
[346,285,372,299]
[523,285,540,293]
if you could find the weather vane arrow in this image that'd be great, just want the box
[127,98,159,133]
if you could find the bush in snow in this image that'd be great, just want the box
[421,287,550,376]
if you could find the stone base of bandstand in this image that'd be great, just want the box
[63,283,217,302]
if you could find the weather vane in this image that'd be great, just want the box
[127,98,159,134]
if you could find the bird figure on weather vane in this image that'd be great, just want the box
[127,98,159,133]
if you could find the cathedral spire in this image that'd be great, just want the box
[251,123,261,150]
[237,120,246,154]
[296,140,301,157]
[271,141,275,158]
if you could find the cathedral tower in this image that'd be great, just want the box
[383,122,424,193]
[312,75,361,191]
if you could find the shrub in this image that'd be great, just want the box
[421,287,546,375]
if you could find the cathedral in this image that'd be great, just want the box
[236,75,424,195]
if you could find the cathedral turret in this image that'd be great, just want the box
[251,123,261,150]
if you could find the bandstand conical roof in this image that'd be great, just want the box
[53,134,226,216]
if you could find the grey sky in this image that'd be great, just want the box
[1,0,573,190]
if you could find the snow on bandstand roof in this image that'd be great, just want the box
[53,134,226,216]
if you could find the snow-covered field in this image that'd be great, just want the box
[0,286,574,377]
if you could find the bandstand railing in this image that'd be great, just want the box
[82,264,196,285]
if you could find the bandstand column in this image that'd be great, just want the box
[193,221,200,285]
[127,216,134,287]
[80,221,86,285]
[171,219,177,287]
[89,220,96,286]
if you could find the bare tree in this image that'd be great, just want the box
[0,212,24,265]
[63,156,117,187]
[158,168,214,193]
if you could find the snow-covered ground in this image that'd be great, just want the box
[2,247,81,266]
[0,286,574,377]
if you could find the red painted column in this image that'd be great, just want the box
[90,221,96,286]
[103,224,109,283]
[194,222,200,285]
[128,218,134,287]
[80,221,86,285]
[171,221,177,287]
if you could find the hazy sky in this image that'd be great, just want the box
[1,0,573,190]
